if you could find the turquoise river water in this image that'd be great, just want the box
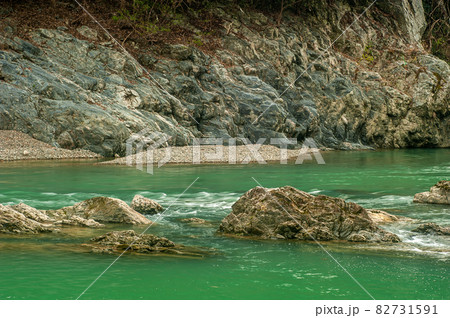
[0,149,449,299]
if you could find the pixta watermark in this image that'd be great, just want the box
[126,129,325,174]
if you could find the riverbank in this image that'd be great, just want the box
[0,130,101,161]
[0,129,325,164]
[101,144,325,166]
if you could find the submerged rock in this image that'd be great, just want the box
[11,203,103,228]
[219,186,400,243]
[413,181,450,205]
[180,217,212,225]
[84,230,210,256]
[0,204,53,234]
[131,195,164,215]
[412,223,450,236]
[50,197,151,225]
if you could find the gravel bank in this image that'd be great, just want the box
[101,144,323,165]
[0,130,101,161]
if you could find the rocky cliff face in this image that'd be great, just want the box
[0,0,448,156]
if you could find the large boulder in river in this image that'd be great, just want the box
[49,197,151,225]
[219,186,400,243]
[131,195,164,215]
[0,204,53,234]
[413,181,449,205]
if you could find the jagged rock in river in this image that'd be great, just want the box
[11,202,54,223]
[48,197,151,225]
[219,186,400,243]
[412,223,450,236]
[131,194,164,215]
[0,197,150,234]
[84,230,210,256]
[0,204,53,234]
[12,202,103,228]
[413,181,450,205]
[0,0,448,156]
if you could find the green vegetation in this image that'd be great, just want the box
[361,42,375,64]
[111,0,186,34]
[110,0,312,37]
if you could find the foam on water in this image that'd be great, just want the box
[3,189,448,260]
[353,195,414,209]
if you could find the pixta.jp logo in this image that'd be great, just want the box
[126,128,325,174]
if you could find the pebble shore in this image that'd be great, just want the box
[0,130,101,161]
[102,144,321,165]
[0,130,322,164]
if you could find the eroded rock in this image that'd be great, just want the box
[219,186,400,243]
[0,204,53,234]
[413,181,450,205]
[11,203,54,223]
[131,195,164,215]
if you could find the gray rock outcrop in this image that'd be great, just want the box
[0,1,448,156]
[413,181,450,205]
[219,186,400,243]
